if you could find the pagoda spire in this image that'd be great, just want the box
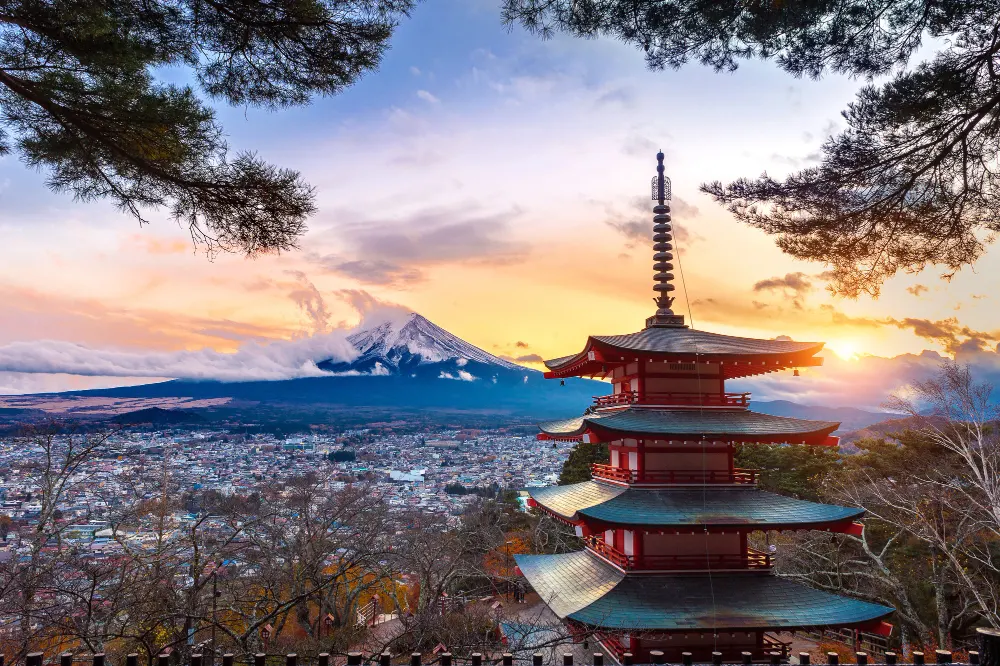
[646,150,686,328]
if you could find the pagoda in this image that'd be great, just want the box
[514,152,893,663]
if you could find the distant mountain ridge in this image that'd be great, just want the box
[750,399,893,433]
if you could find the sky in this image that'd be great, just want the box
[1,0,999,408]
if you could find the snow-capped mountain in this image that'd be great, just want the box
[69,312,605,417]
[319,313,521,377]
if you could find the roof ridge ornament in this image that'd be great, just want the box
[647,150,687,328]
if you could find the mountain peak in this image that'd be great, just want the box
[330,312,521,375]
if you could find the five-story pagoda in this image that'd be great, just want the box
[514,152,893,663]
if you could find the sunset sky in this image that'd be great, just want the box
[1,0,998,408]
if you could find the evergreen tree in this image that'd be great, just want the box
[0,0,414,256]
[557,441,609,485]
[503,0,1000,295]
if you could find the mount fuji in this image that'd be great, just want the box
[65,313,603,417]
[318,313,523,380]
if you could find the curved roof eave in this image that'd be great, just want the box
[528,482,864,529]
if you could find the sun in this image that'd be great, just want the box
[826,340,860,360]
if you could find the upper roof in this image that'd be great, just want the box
[529,481,864,528]
[515,550,893,631]
[538,408,839,444]
[544,327,825,379]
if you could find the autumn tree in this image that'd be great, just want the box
[502,0,1000,295]
[0,0,414,256]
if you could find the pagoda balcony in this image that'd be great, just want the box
[584,535,772,571]
[591,463,759,485]
[592,390,751,408]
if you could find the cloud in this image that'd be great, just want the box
[0,290,423,385]
[515,341,529,348]
[284,271,332,334]
[439,370,476,381]
[753,272,814,295]
[907,284,929,297]
[416,90,440,104]
[622,135,658,157]
[307,255,424,286]
[309,205,529,286]
[0,335,359,382]
[742,347,1000,410]
[515,353,544,363]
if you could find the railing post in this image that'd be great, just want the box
[193,655,203,666]
[128,654,139,666]
[62,653,74,666]
[318,655,330,666]
[712,652,723,666]
[799,653,811,666]
[93,655,106,666]
[622,654,632,666]
[978,628,1000,666]
[0,653,4,666]
[935,651,952,664]
[649,651,664,665]
[254,655,266,666]
[742,651,753,666]
[856,652,867,666]
[223,656,234,666]
[884,653,897,666]
[440,655,452,666]
[286,655,297,666]
[159,655,170,666]
[593,654,604,666]
[347,655,361,666]
[913,652,925,665]
[27,654,43,666]
[533,655,543,666]
[562,655,573,666]
[682,652,692,666]
[409,654,420,666]
[503,655,513,666]
[470,655,482,666]
[826,652,839,666]
[770,652,781,665]
[969,651,980,666]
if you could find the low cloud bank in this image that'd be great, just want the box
[741,347,1000,409]
[0,334,360,382]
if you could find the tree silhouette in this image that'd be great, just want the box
[0,0,414,256]
[503,0,1000,295]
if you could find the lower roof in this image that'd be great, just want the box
[538,408,838,444]
[529,481,864,528]
[515,550,893,631]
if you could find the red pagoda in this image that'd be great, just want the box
[514,152,893,663]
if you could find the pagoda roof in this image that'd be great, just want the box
[544,327,825,379]
[529,481,863,529]
[538,408,839,445]
[515,550,893,631]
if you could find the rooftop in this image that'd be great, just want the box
[515,550,893,632]
[529,481,864,529]
[544,328,824,380]
[538,409,839,445]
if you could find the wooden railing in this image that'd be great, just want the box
[585,536,772,571]
[593,391,751,408]
[591,464,759,485]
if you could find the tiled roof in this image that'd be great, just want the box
[515,551,893,631]
[545,328,823,369]
[538,409,839,440]
[530,482,863,527]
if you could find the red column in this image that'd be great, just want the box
[637,439,645,482]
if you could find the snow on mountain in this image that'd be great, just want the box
[323,313,523,375]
